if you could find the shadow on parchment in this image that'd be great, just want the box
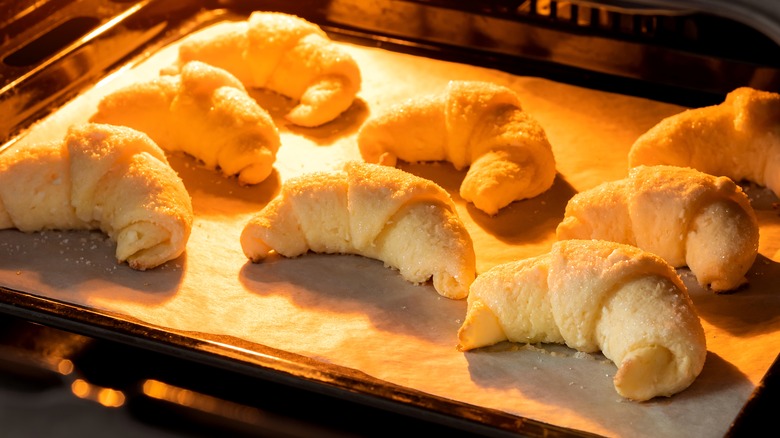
[462,343,751,438]
[685,254,780,339]
[165,152,281,217]
[397,161,577,246]
[465,173,576,245]
[0,229,184,304]
[238,253,467,345]
[249,88,370,145]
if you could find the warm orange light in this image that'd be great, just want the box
[142,379,266,425]
[97,388,126,407]
[71,379,90,398]
[70,378,125,407]
[57,359,74,375]
[143,379,197,406]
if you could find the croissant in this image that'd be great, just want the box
[91,61,280,185]
[556,165,759,291]
[628,87,780,197]
[457,239,707,401]
[176,11,362,127]
[0,123,193,270]
[240,161,476,299]
[357,80,556,215]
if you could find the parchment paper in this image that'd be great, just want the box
[1,20,779,438]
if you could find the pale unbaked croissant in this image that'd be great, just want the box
[240,161,476,299]
[457,239,707,402]
[556,165,759,291]
[629,87,780,197]
[357,80,557,215]
[175,12,361,127]
[91,61,280,185]
[0,123,193,270]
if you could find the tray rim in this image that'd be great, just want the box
[0,284,601,438]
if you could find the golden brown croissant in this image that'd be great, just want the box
[240,161,476,299]
[175,12,362,127]
[357,80,556,215]
[457,239,707,401]
[0,123,193,270]
[556,165,759,291]
[628,87,780,197]
[91,61,280,185]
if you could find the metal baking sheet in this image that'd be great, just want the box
[1,1,778,436]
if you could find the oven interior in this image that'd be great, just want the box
[0,1,777,437]
[3,0,780,144]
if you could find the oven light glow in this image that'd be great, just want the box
[143,379,196,405]
[70,378,126,407]
[142,379,266,424]
[97,387,126,408]
[56,359,74,375]
[71,379,89,398]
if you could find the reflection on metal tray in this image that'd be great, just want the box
[0,285,587,437]
[0,305,522,437]
[0,1,778,437]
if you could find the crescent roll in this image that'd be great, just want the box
[91,61,280,185]
[357,80,556,215]
[457,239,707,401]
[628,87,780,197]
[176,12,362,127]
[556,165,759,291]
[0,123,193,270]
[240,161,476,299]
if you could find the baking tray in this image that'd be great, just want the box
[0,1,778,436]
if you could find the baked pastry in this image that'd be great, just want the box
[241,161,476,299]
[628,87,780,197]
[556,165,759,291]
[91,61,280,185]
[0,123,193,270]
[175,11,361,127]
[457,239,707,401]
[357,80,556,215]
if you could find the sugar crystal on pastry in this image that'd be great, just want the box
[91,60,280,185]
[175,11,362,127]
[357,80,556,215]
[556,165,760,292]
[0,123,193,270]
[458,239,707,402]
[629,86,780,198]
[241,161,476,299]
